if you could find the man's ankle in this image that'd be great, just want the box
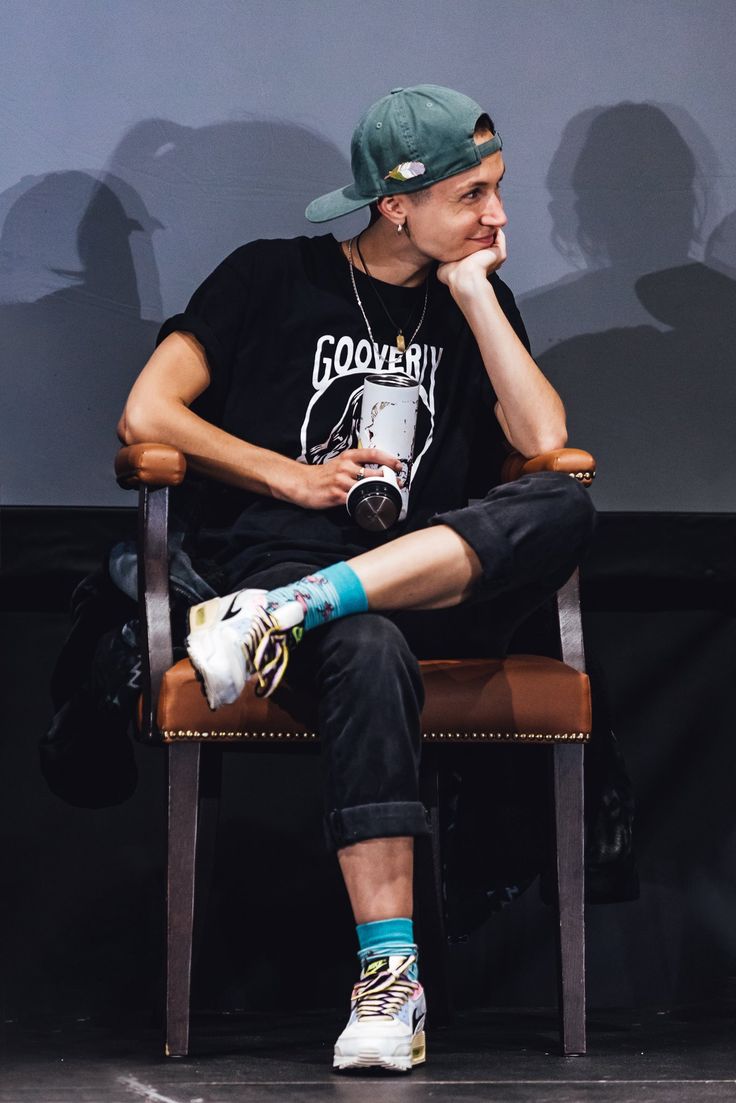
[357,917,418,980]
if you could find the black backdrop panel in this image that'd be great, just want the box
[1,509,734,1018]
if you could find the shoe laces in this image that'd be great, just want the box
[352,955,417,1021]
[242,607,299,699]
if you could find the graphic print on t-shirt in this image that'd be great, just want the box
[297,334,444,484]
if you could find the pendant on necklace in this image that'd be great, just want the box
[396,332,406,353]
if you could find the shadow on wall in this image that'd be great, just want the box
[519,103,736,511]
[0,170,161,504]
[104,118,361,320]
[0,120,355,506]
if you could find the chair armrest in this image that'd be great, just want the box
[501,448,596,487]
[115,443,187,490]
[113,443,181,742]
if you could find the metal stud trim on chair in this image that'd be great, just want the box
[162,728,590,743]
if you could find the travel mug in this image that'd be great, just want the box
[346,372,420,531]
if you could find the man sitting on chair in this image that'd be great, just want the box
[118,84,595,1072]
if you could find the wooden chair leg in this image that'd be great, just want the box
[192,746,223,960]
[416,750,452,1025]
[166,742,201,1058]
[552,742,586,1056]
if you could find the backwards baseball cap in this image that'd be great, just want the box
[305,84,502,223]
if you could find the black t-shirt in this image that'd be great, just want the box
[157,234,529,587]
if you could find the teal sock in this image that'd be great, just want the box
[356,917,419,981]
[263,561,368,631]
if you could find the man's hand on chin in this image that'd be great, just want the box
[436,229,507,295]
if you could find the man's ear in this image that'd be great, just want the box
[376,194,410,230]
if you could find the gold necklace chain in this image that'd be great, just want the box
[347,238,429,361]
[355,234,426,352]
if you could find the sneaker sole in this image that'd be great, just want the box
[333,1031,426,1072]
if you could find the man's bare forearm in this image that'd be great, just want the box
[121,330,400,512]
[436,237,569,456]
[120,397,302,501]
[448,271,567,457]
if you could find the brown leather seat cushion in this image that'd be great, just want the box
[156,655,591,743]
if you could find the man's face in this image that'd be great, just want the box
[401,146,507,264]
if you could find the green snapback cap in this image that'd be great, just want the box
[305,84,502,223]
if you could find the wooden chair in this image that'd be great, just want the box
[115,442,596,1058]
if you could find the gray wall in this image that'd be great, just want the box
[1,0,734,509]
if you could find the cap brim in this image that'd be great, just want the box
[305,183,376,223]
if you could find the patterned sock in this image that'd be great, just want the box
[357,917,419,981]
[263,561,368,632]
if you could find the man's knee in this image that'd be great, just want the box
[540,470,596,531]
[490,471,596,579]
[551,475,597,559]
[519,472,596,582]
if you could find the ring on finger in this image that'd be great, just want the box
[355,466,365,481]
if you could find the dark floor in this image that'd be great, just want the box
[3,1008,736,1102]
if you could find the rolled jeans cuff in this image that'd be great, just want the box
[324,800,431,852]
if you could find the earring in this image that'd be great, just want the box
[396,222,404,235]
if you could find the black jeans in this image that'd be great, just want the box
[235,472,596,851]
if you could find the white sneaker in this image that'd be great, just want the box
[333,954,427,1073]
[186,589,304,709]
